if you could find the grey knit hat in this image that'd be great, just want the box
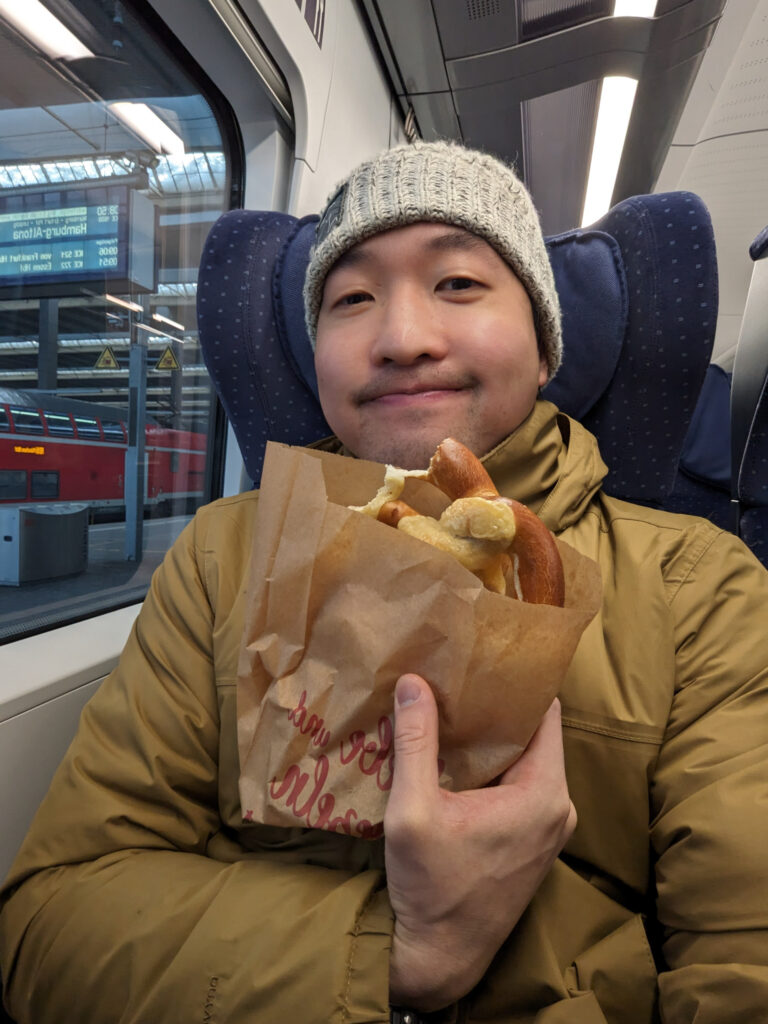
[303,140,562,380]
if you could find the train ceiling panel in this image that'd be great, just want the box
[0,33,85,110]
[521,81,600,234]
[361,0,727,234]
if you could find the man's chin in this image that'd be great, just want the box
[352,427,479,470]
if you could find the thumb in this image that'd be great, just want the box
[389,674,440,800]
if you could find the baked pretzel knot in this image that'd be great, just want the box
[352,437,565,606]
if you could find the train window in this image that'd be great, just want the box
[0,471,27,502]
[9,409,45,435]
[31,471,59,500]
[44,413,75,437]
[73,417,101,440]
[0,0,252,641]
[102,420,126,442]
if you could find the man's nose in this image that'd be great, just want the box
[370,287,448,364]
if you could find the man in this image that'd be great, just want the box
[1,141,767,1023]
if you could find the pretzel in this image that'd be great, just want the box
[352,438,565,606]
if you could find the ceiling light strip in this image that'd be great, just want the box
[0,0,92,59]
[108,102,186,157]
[580,0,657,226]
[580,75,638,226]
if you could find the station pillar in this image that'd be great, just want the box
[38,298,59,389]
[124,323,147,561]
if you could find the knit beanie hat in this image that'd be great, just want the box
[303,140,562,380]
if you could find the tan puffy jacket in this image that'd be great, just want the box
[2,400,768,1023]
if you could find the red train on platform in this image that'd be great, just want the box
[0,387,206,515]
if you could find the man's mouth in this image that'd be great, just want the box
[358,380,473,405]
[368,388,463,406]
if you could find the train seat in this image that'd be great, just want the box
[730,226,768,567]
[664,222,768,569]
[663,363,732,532]
[197,190,718,511]
[739,411,768,566]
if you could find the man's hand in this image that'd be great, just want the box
[385,673,577,1011]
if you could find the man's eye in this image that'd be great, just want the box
[439,277,477,292]
[338,292,371,306]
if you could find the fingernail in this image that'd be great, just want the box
[396,676,421,707]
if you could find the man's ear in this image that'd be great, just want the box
[537,354,548,389]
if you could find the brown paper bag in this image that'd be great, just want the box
[237,441,602,839]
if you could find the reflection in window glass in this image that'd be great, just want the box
[0,0,252,642]
[44,413,75,437]
[31,471,59,499]
[0,470,27,501]
[10,409,44,435]
[74,417,101,440]
[102,421,126,442]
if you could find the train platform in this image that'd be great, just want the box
[0,515,190,642]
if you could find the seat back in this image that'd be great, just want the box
[662,222,768,568]
[731,228,768,566]
[663,363,732,531]
[198,192,717,506]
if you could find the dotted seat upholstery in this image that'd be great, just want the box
[197,192,718,511]
[736,362,768,566]
[663,363,732,532]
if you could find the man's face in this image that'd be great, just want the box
[314,222,548,469]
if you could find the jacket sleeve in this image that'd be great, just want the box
[651,527,768,1020]
[0,504,393,1024]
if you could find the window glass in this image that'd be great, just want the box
[44,413,75,437]
[74,417,101,440]
[0,470,27,501]
[0,0,253,642]
[102,420,126,442]
[10,409,45,435]
[31,471,59,500]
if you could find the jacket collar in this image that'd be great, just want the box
[311,399,608,534]
[480,400,607,532]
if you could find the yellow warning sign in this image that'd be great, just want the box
[155,345,180,371]
[94,346,120,370]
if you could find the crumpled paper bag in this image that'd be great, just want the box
[237,440,602,839]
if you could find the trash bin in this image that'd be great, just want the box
[0,504,89,586]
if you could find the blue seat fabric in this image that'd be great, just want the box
[197,212,330,480]
[737,372,768,566]
[197,191,717,514]
[663,364,732,531]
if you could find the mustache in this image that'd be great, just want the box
[354,371,477,405]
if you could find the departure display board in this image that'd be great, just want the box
[0,184,156,297]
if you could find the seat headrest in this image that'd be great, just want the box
[198,191,716,496]
[280,220,628,422]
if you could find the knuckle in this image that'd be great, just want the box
[565,801,578,838]
[393,718,431,758]
[555,788,574,823]
[540,787,575,839]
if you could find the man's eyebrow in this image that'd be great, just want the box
[326,246,371,276]
[423,228,488,255]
